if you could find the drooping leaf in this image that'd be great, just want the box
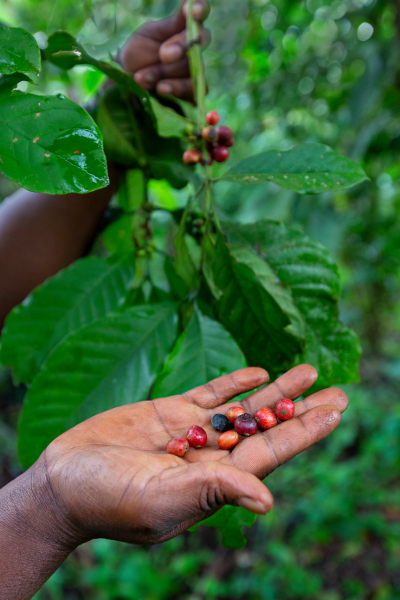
[203,233,306,375]
[152,309,246,398]
[190,506,256,550]
[0,26,41,75]
[222,220,361,387]
[45,31,154,119]
[0,92,109,194]
[0,254,135,385]
[18,303,178,469]
[174,210,200,290]
[95,95,137,166]
[221,143,369,194]
[150,96,192,138]
[0,73,34,96]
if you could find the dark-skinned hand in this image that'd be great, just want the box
[39,365,348,547]
[118,0,210,100]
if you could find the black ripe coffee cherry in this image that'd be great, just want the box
[211,413,231,432]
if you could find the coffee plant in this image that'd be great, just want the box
[0,0,368,548]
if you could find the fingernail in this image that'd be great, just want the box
[157,82,173,95]
[193,2,204,19]
[237,497,269,515]
[144,71,157,84]
[162,44,183,62]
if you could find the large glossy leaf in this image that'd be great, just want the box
[222,220,361,387]
[0,91,109,193]
[152,309,246,398]
[190,506,256,549]
[45,31,154,119]
[18,303,178,469]
[0,26,41,75]
[0,255,135,385]
[203,233,306,375]
[221,143,368,194]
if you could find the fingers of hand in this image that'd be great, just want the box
[157,78,194,99]
[294,387,349,417]
[159,27,210,65]
[176,461,273,515]
[225,404,341,479]
[182,0,210,22]
[241,364,318,415]
[184,367,269,409]
[134,58,190,91]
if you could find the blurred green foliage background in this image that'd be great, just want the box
[1,0,400,598]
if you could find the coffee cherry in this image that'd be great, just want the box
[167,438,189,457]
[212,145,229,163]
[255,407,277,430]
[202,126,219,143]
[234,413,258,437]
[225,137,235,148]
[206,110,220,126]
[275,398,295,421]
[183,149,201,165]
[218,430,239,450]
[187,425,207,448]
[216,125,233,144]
[226,406,246,423]
[211,413,231,433]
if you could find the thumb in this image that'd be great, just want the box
[197,461,273,515]
[146,460,273,522]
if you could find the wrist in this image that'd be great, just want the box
[0,453,85,553]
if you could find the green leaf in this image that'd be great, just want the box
[190,506,256,550]
[96,95,137,166]
[0,26,41,75]
[174,210,200,290]
[203,233,306,375]
[149,96,192,138]
[45,31,154,119]
[18,303,178,469]
[0,73,34,96]
[0,91,109,194]
[221,143,369,194]
[148,159,200,189]
[222,220,361,387]
[101,215,135,254]
[0,255,135,385]
[152,309,246,398]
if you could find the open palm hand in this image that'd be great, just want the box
[43,365,348,547]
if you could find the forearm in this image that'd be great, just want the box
[0,163,120,328]
[0,457,81,600]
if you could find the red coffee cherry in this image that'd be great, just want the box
[255,407,277,430]
[206,110,220,126]
[212,145,230,163]
[183,149,201,165]
[201,126,219,143]
[187,425,207,448]
[275,398,295,421]
[226,406,246,424]
[218,430,239,450]
[167,438,189,457]
[234,413,258,437]
[216,125,233,144]
[225,136,235,148]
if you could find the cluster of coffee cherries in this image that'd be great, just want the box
[166,398,295,457]
[182,110,235,167]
